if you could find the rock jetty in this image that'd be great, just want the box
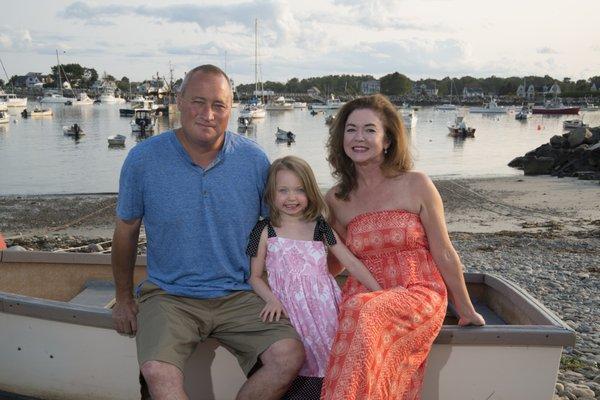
[509,126,600,181]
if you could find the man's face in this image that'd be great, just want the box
[177,71,232,148]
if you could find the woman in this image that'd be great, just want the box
[321,95,485,400]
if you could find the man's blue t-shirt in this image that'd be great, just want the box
[116,130,269,298]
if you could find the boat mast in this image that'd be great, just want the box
[56,49,63,96]
[254,19,258,99]
[0,57,15,92]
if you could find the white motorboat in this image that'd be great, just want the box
[293,101,307,108]
[130,109,156,133]
[276,127,295,141]
[580,102,599,112]
[100,89,126,104]
[0,92,27,107]
[0,251,575,400]
[62,124,85,137]
[401,109,418,129]
[107,134,126,146]
[40,92,71,104]
[469,99,507,114]
[0,110,9,124]
[563,119,589,130]
[310,95,345,110]
[265,96,293,111]
[448,115,475,137]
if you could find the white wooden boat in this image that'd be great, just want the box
[563,119,588,130]
[276,127,295,141]
[62,124,85,137]
[31,108,53,117]
[0,251,574,400]
[107,134,126,146]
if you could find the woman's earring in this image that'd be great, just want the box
[384,147,388,155]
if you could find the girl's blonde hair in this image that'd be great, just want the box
[264,156,327,226]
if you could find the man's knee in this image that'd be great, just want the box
[140,360,183,385]
[262,338,305,373]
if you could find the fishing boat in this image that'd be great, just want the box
[100,88,126,104]
[563,119,589,130]
[310,95,345,110]
[532,97,580,115]
[130,109,155,133]
[265,96,293,111]
[72,92,94,106]
[62,124,85,137]
[30,107,53,117]
[107,134,126,146]
[448,115,475,137]
[0,110,9,124]
[276,127,295,141]
[469,98,507,114]
[0,251,574,400]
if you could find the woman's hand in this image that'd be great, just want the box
[260,300,286,323]
[458,311,486,327]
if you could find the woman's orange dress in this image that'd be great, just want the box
[321,210,448,400]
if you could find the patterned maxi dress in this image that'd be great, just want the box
[247,217,341,398]
[321,210,448,400]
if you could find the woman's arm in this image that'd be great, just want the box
[414,172,485,326]
[328,230,382,292]
[248,228,286,322]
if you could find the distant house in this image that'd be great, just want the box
[517,84,535,100]
[516,84,526,98]
[307,86,321,97]
[544,82,561,95]
[591,83,597,92]
[527,84,535,100]
[361,80,380,95]
[462,86,484,98]
[23,72,44,88]
[412,83,437,96]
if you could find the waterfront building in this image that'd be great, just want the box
[361,80,380,94]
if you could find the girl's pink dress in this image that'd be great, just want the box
[247,217,341,378]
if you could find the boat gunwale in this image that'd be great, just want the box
[0,251,575,346]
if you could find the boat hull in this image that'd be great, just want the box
[0,251,574,400]
[532,107,580,115]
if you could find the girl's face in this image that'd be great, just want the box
[274,169,308,219]
[343,108,390,165]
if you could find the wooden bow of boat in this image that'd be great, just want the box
[0,251,575,400]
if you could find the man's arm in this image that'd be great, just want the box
[111,217,142,335]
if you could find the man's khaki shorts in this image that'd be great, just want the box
[136,282,300,375]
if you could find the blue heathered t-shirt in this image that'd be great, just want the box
[116,130,270,298]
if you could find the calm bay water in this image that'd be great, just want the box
[1,102,599,195]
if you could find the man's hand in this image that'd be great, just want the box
[260,300,286,323]
[112,297,139,336]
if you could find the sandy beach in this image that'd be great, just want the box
[1,175,599,399]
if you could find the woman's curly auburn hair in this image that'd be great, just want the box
[326,94,413,200]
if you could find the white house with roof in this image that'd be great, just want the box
[517,84,536,100]
[462,87,484,98]
[591,83,597,92]
[361,80,380,94]
[412,83,438,96]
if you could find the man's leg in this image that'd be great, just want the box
[236,338,304,400]
[140,361,188,400]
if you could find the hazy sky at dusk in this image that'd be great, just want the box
[2,0,599,84]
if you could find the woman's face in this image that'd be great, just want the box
[343,108,390,165]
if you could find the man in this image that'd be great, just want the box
[112,65,304,400]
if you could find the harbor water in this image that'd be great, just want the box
[1,103,599,195]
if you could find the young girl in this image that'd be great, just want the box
[246,155,382,399]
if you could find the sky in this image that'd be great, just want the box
[1,0,599,85]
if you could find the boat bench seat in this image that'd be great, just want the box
[69,280,116,309]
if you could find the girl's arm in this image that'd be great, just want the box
[325,189,346,277]
[413,172,485,326]
[248,227,286,322]
[328,230,383,292]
